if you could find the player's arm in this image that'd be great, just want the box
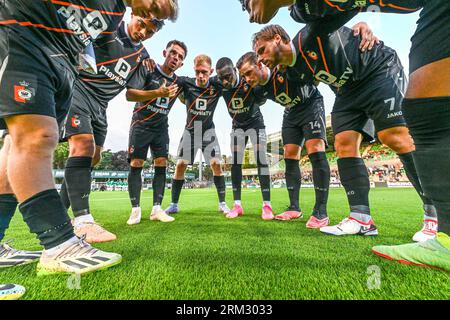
[178,92,186,105]
[126,79,179,102]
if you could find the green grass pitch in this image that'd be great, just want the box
[0,187,448,300]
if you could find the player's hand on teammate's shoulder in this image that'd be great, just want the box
[352,21,381,52]
[142,58,157,72]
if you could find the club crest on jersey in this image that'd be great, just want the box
[129,145,135,154]
[243,84,249,92]
[308,51,318,60]
[209,87,215,96]
[14,81,35,104]
[71,116,81,128]
[277,74,285,84]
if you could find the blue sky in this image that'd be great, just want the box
[105,2,420,156]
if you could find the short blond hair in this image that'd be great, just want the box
[194,54,212,67]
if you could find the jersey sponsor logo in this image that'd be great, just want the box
[99,64,127,86]
[58,6,108,46]
[195,99,208,111]
[315,70,337,85]
[13,81,35,104]
[275,93,301,108]
[155,97,171,109]
[114,58,132,79]
[230,98,244,110]
[315,67,353,88]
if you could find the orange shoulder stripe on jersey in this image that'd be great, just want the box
[375,0,420,12]
[48,0,125,16]
[324,0,345,12]
[1,19,117,36]
[0,20,19,25]
[0,19,74,33]
[316,36,330,73]
[297,33,315,75]
[96,47,145,67]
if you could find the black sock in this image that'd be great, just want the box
[231,164,242,201]
[258,164,271,202]
[171,179,184,204]
[285,159,301,210]
[19,189,74,249]
[128,167,143,207]
[309,152,330,219]
[64,157,92,218]
[0,194,18,242]
[398,152,436,217]
[153,166,166,206]
[213,176,226,203]
[403,97,450,234]
[59,179,70,210]
[337,157,371,218]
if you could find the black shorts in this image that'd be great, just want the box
[61,82,108,147]
[231,126,267,164]
[0,27,75,130]
[128,124,169,161]
[409,0,450,73]
[282,97,327,146]
[332,67,407,141]
[177,128,221,164]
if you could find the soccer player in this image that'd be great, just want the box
[215,57,274,220]
[125,40,187,224]
[0,0,178,274]
[242,0,450,272]
[59,16,164,243]
[165,55,231,215]
[251,24,435,239]
[237,53,330,227]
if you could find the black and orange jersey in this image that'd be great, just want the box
[128,64,183,128]
[180,78,223,132]
[1,0,126,67]
[77,21,149,105]
[291,0,422,23]
[254,67,322,117]
[287,25,403,95]
[219,75,266,129]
